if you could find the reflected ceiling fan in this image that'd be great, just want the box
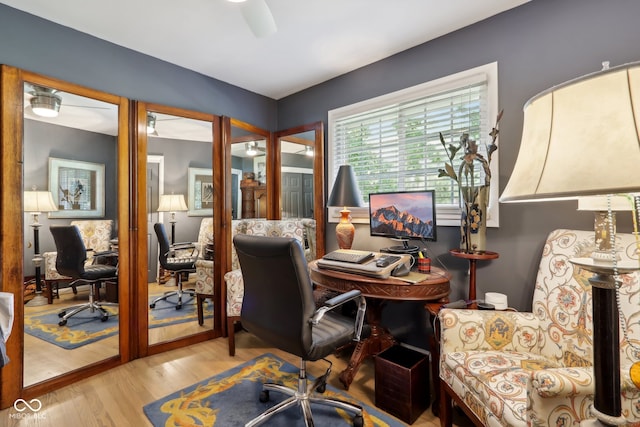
[245,140,266,155]
[227,0,277,38]
[295,146,315,157]
[25,84,111,118]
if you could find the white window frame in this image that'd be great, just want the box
[327,62,499,227]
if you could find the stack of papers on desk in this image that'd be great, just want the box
[317,253,411,279]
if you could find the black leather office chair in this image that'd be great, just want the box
[234,234,368,427]
[150,223,198,310]
[50,225,118,326]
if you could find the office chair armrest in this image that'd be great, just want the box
[93,250,118,257]
[166,242,200,259]
[171,242,197,251]
[311,289,367,341]
[92,250,119,266]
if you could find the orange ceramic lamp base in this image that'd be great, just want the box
[335,208,355,249]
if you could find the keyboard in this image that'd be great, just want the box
[322,249,375,264]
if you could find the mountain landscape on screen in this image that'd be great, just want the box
[370,205,433,237]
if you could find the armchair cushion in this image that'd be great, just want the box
[438,229,640,426]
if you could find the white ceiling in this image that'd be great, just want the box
[2,0,529,100]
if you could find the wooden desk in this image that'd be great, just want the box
[449,249,499,300]
[309,260,450,389]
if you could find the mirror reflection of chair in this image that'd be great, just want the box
[151,223,198,310]
[233,234,367,427]
[50,225,118,327]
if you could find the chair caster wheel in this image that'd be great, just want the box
[352,414,364,427]
[175,304,182,310]
[101,315,108,322]
[259,390,269,403]
[58,311,66,318]
[58,319,67,326]
[149,303,156,309]
[316,382,326,393]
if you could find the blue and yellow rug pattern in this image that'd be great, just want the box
[143,353,405,427]
[24,293,212,349]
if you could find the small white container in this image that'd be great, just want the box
[485,292,508,310]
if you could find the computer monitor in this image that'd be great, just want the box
[369,190,437,252]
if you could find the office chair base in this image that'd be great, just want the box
[149,288,196,310]
[245,360,364,427]
[58,301,118,326]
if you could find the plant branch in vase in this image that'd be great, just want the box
[438,110,503,253]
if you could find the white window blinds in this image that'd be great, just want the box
[328,62,499,226]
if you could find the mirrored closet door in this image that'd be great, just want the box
[275,122,326,256]
[1,66,130,407]
[136,103,222,355]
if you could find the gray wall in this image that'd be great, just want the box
[0,4,277,129]
[23,120,118,275]
[277,0,640,313]
[148,138,212,243]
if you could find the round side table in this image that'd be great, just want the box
[449,249,499,300]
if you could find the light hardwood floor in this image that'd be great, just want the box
[3,329,453,427]
[15,279,475,427]
[23,280,214,386]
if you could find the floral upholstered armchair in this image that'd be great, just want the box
[43,219,114,302]
[438,229,640,427]
[192,218,214,324]
[218,218,316,356]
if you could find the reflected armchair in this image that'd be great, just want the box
[234,234,367,427]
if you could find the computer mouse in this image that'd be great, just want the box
[391,263,410,277]
[375,258,390,267]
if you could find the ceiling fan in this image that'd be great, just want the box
[227,0,277,38]
[25,84,111,118]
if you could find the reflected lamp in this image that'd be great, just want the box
[500,61,640,425]
[24,189,58,306]
[157,194,188,244]
[327,165,363,249]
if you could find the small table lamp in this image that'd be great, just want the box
[24,188,58,307]
[157,194,188,244]
[327,165,363,249]
[500,61,640,425]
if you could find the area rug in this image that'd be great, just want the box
[143,353,405,427]
[24,293,213,350]
[148,293,213,329]
[24,306,119,350]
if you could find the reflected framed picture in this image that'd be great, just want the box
[188,167,213,216]
[48,157,105,218]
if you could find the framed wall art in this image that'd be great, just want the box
[188,167,213,216]
[48,157,105,218]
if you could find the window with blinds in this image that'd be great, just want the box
[328,62,499,227]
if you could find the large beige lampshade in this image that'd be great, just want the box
[500,62,640,203]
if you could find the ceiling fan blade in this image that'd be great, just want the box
[240,0,277,38]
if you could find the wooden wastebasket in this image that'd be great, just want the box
[375,345,430,424]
